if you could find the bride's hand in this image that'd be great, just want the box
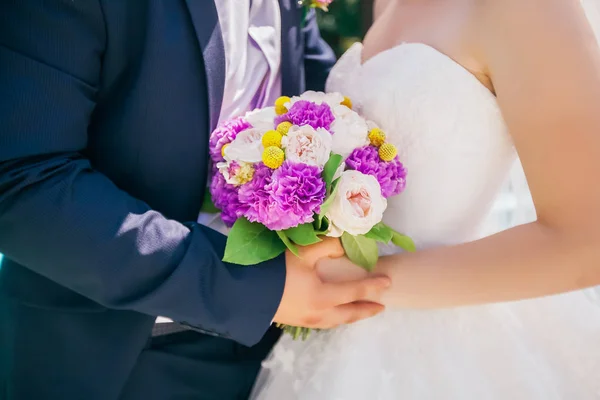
[316,256,388,303]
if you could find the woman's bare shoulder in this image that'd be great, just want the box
[373,0,393,20]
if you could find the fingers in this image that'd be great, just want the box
[326,302,385,328]
[322,237,345,258]
[299,237,344,267]
[316,256,369,283]
[321,276,391,307]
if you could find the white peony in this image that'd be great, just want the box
[245,107,277,132]
[224,128,264,163]
[282,125,332,168]
[326,170,387,237]
[287,91,345,109]
[329,105,370,158]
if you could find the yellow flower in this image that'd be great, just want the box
[379,143,398,162]
[276,121,293,136]
[275,96,291,115]
[221,143,229,158]
[236,163,255,184]
[340,96,353,109]
[368,128,386,147]
[262,130,283,148]
[262,146,285,169]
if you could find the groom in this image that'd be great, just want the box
[0,1,390,399]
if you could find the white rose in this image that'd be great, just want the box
[282,125,332,168]
[329,105,370,158]
[288,91,345,108]
[245,107,276,131]
[224,128,264,163]
[326,170,387,237]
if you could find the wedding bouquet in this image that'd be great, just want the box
[207,91,415,339]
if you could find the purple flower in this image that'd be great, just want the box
[345,146,407,198]
[238,164,280,229]
[239,162,326,231]
[210,169,247,227]
[267,162,326,230]
[275,100,335,131]
[209,117,252,163]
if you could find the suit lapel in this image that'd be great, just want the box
[184,0,303,128]
[279,0,304,96]
[184,0,225,131]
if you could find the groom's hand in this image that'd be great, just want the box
[273,238,391,329]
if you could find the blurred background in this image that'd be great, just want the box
[317,0,373,56]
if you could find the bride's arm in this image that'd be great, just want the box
[321,0,600,308]
[374,0,392,20]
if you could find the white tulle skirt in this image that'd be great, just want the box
[251,287,600,400]
[251,161,600,400]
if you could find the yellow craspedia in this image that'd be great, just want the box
[275,96,291,115]
[262,146,285,169]
[262,130,283,148]
[368,128,386,147]
[340,96,353,109]
[379,143,398,162]
[276,121,293,136]
[221,143,229,158]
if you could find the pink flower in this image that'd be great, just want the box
[209,169,247,227]
[326,170,387,237]
[345,146,407,198]
[209,117,252,163]
[310,0,333,11]
[267,162,326,229]
[275,100,335,131]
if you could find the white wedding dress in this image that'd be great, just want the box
[250,3,600,399]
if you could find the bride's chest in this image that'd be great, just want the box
[326,43,512,163]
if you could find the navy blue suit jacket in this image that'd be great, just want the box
[0,0,335,398]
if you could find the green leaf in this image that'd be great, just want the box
[284,223,321,246]
[313,213,323,232]
[341,233,379,271]
[314,217,330,235]
[318,181,340,218]
[315,177,340,232]
[323,153,343,192]
[276,231,300,257]
[364,222,394,243]
[200,191,220,214]
[223,218,287,265]
[391,231,417,253]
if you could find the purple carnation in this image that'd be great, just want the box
[275,100,335,131]
[209,117,252,163]
[238,164,280,229]
[239,162,326,231]
[346,146,407,198]
[266,162,326,230]
[209,170,247,227]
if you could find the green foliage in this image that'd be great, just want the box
[317,0,373,56]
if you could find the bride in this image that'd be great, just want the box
[251,0,600,398]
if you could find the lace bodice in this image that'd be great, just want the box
[327,43,515,249]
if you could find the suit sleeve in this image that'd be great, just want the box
[302,9,337,92]
[0,0,285,347]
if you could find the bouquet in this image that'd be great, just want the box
[206,91,415,339]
